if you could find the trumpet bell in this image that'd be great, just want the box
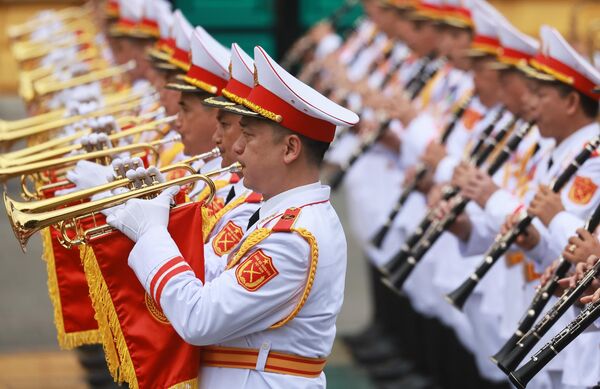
[4,192,33,252]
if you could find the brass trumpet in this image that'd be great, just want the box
[6,163,241,251]
[7,5,93,40]
[0,88,150,133]
[0,99,154,142]
[0,137,175,183]
[8,148,221,214]
[0,114,174,167]
[34,61,136,96]
[2,109,164,161]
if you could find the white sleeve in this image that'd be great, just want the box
[399,113,437,168]
[483,189,522,230]
[548,211,585,250]
[458,203,497,257]
[129,231,311,346]
[433,155,459,184]
[524,218,563,272]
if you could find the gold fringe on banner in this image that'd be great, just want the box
[80,245,136,387]
[41,228,101,350]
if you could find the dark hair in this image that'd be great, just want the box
[552,82,599,119]
[270,123,331,167]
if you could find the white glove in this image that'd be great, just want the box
[55,160,114,196]
[106,185,180,242]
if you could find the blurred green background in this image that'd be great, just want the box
[174,0,363,59]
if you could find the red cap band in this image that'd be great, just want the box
[532,54,598,100]
[245,85,336,143]
[186,64,228,94]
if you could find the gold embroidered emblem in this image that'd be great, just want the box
[235,249,278,292]
[144,293,170,324]
[568,176,598,205]
[212,221,244,256]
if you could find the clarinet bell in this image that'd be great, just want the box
[491,332,521,366]
[381,259,415,294]
[445,277,477,311]
[508,346,555,389]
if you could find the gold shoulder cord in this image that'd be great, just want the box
[225,226,319,329]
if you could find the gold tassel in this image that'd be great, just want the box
[41,228,101,350]
[80,245,138,388]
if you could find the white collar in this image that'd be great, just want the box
[258,182,330,225]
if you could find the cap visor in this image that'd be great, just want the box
[153,61,179,72]
[203,95,236,108]
[518,65,556,82]
[222,104,261,118]
[488,60,511,71]
[165,80,205,93]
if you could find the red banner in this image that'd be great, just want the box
[80,202,204,389]
[39,183,100,349]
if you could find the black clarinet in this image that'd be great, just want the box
[371,94,474,248]
[509,293,600,388]
[281,0,361,70]
[378,110,510,277]
[446,135,600,312]
[498,257,600,376]
[383,120,531,292]
[329,53,441,191]
[491,201,600,366]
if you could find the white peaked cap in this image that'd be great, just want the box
[497,21,538,57]
[173,10,193,52]
[190,27,230,81]
[532,25,600,100]
[442,0,474,28]
[230,43,254,89]
[203,43,254,107]
[117,0,143,23]
[156,7,173,40]
[171,27,230,95]
[228,46,360,143]
[469,0,503,55]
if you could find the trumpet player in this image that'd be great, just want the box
[105,45,359,388]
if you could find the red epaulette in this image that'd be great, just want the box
[272,207,302,232]
[229,173,240,184]
[245,192,263,203]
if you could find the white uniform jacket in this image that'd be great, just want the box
[127,182,347,388]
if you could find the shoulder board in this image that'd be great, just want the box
[245,192,263,203]
[229,173,240,184]
[272,207,302,232]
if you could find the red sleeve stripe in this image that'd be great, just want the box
[150,257,187,299]
[154,266,193,307]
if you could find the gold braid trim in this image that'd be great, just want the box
[226,226,319,328]
[80,245,137,388]
[41,229,101,350]
[242,98,283,123]
[203,191,249,243]
[221,88,247,106]
[182,76,218,95]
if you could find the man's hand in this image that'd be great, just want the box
[435,199,472,241]
[527,185,565,226]
[557,255,600,304]
[460,168,499,208]
[106,169,180,243]
[562,228,600,265]
[420,141,447,170]
[450,161,476,190]
[500,211,540,251]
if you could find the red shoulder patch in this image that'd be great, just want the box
[212,221,244,256]
[272,207,301,232]
[568,176,598,205]
[235,249,278,292]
